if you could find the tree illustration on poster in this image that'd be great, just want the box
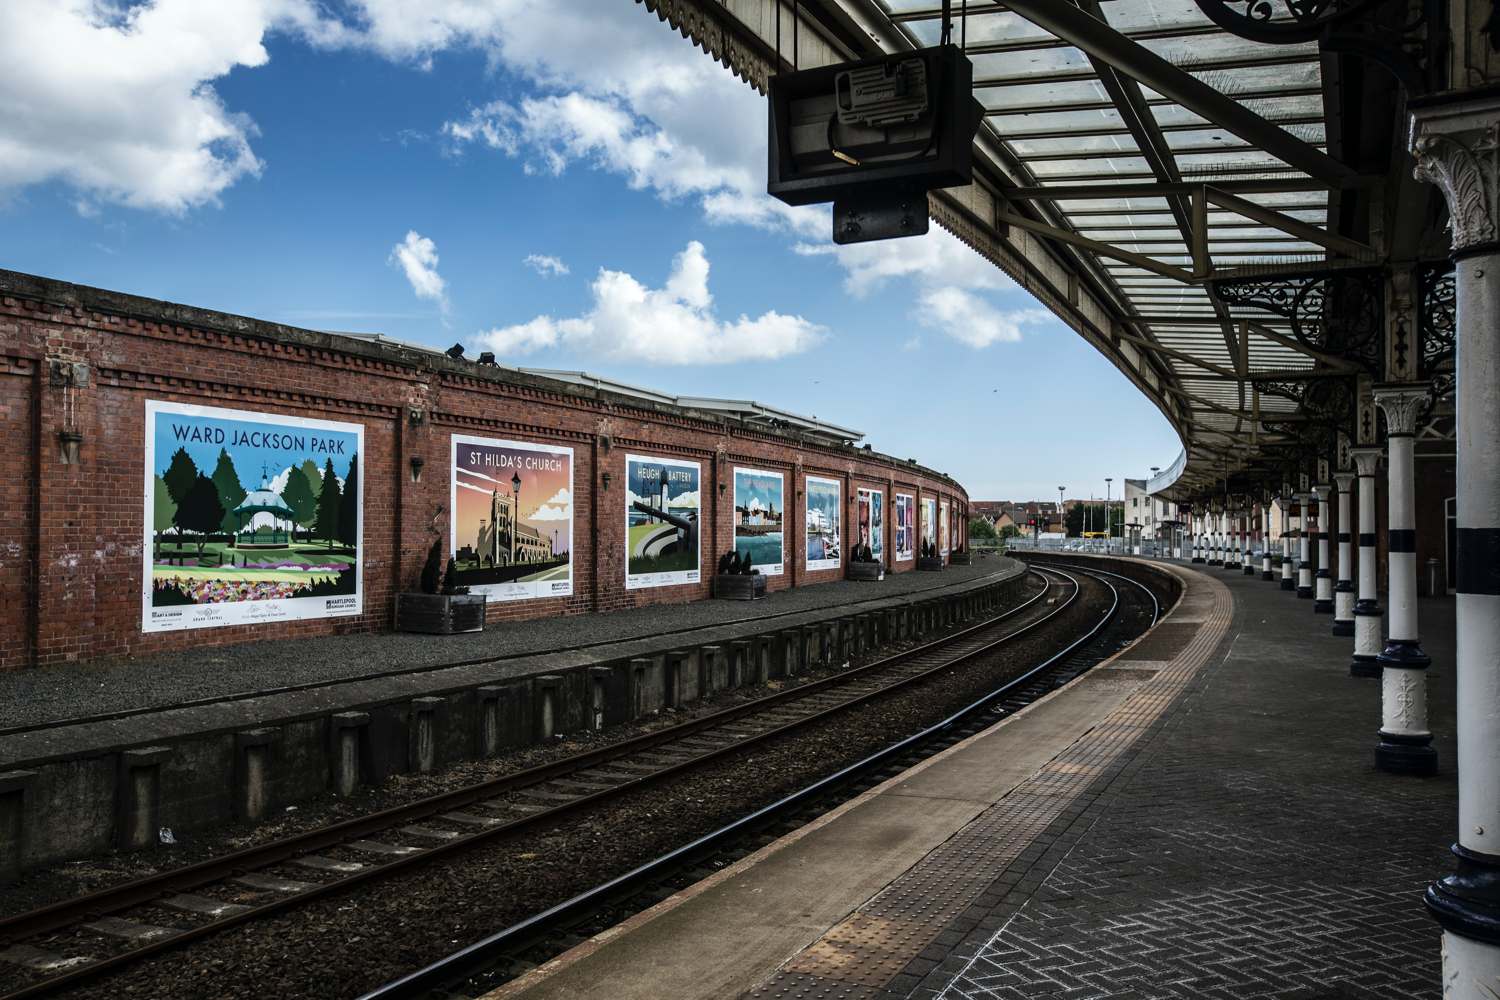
[921,497,937,552]
[894,493,915,561]
[449,434,574,603]
[625,454,701,590]
[142,400,363,633]
[857,488,883,563]
[733,468,784,576]
[805,475,842,571]
[940,500,950,556]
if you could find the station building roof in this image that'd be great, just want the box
[643,0,1456,503]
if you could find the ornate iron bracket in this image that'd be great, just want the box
[1192,0,1446,94]
[1212,266,1384,374]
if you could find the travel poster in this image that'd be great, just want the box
[451,434,574,602]
[733,467,784,576]
[805,475,842,570]
[857,488,883,562]
[625,454,702,589]
[894,493,914,561]
[142,400,363,633]
[922,497,937,552]
[940,500,950,555]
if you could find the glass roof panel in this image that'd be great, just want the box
[1007,134,1143,157]
[979,80,1114,111]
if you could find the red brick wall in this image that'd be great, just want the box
[0,272,968,669]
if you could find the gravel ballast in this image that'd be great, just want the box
[23,571,1127,1000]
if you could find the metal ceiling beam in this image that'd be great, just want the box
[986,84,1320,118]
[998,114,1324,142]
[974,48,1319,89]
[997,0,1357,187]
[996,209,1195,282]
[1202,187,1377,260]
[1008,179,1343,199]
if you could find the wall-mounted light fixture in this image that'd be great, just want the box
[58,430,83,466]
[409,456,425,483]
[601,472,613,491]
[408,407,424,426]
[718,482,726,495]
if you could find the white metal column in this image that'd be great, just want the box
[1333,471,1356,636]
[1280,489,1295,590]
[1349,447,1384,676]
[1297,493,1314,598]
[1371,385,1435,775]
[1411,95,1500,995]
[1314,483,1334,613]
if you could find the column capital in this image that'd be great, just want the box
[1333,471,1355,492]
[1348,445,1383,476]
[1372,384,1429,435]
[1313,483,1331,501]
[1410,92,1500,254]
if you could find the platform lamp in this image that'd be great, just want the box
[1057,486,1065,537]
[1150,467,1160,553]
[1105,477,1113,543]
[510,470,522,566]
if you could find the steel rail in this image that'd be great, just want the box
[358,566,1149,1000]
[0,570,1090,1000]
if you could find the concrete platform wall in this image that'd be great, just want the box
[0,567,1027,875]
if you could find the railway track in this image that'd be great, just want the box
[364,562,1164,1000]
[0,564,1150,1000]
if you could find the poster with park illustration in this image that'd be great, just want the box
[894,493,914,561]
[142,400,363,633]
[857,488,883,563]
[625,454,701,590]
[451,434,574,602]
[733,467,784,576]
[805,475,842,571]
[921,497,937,553]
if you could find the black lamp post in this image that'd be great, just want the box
[510,471,522,566]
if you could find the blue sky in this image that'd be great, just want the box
[0,0,1179,502]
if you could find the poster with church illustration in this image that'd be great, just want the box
[142,400,363,633]
[625,454,701,589]
[451,434,574,602]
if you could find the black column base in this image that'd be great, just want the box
[1350,655,1380,677]
[1314,599,1334,614]
[1191,557,1204,564]
[1376,730,1438,776]
[1208,559,1222,566]
[1426,844,1500,945]
[1243,564,1255,576]
[1379,638,1432,670]
[1261,570,1274,581]
[1332,619,1355,637]
[1297,586,1313,598]
[1280,577,1294,590]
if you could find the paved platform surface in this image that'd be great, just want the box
[485,559,1457,1000]
[0,559,1010,731]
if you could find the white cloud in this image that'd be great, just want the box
[916,288,1054,349]
[0,0,347,212]
[523,253,569,277]
[389,230,448,311]
[479,241,823,366]
[529,486,572,521]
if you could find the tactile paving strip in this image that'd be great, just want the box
[746,568,1233,999]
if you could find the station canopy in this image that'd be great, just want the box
[641,0,1454,503]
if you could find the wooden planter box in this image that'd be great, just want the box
[396,593,487,634]
[845,561,883,582]
[917,556,945,572]
[949,552,974,566]
[713,574,767,600]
